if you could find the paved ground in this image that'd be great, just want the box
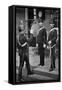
[16,47,59,82]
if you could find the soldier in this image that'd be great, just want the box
[17,21,33,81]
[48,23,57,71]
[37,22,47,66]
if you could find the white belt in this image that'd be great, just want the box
[21,42,27,47]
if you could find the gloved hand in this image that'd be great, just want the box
[36,44,38,47]
[43,44,46,48]
[48,41,51,45]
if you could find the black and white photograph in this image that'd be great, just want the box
[15,6,60,83]
[0,0,62,89]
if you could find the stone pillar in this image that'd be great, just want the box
[25,8,28,36]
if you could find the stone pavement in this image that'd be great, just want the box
[16,47,59,82]
[22,47,59,81]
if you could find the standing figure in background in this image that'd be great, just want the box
[37,22,47,66]
[48,24,57,71]
[30,20,40,47]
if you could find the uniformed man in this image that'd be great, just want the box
[37,22,47,66]
[17,21,33,81]
[48,24,57,71]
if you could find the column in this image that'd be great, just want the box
[25,8,28,36]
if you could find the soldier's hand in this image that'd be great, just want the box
[43,44,46,48]
[48,41,51,45]
[36,44,38,47]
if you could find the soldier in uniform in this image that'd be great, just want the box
[48,24,57,71]
[17,21,33,81]
[37,22,47,66]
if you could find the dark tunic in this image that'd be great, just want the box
[48,29,57,47]
[18,33,31,80]
[37,27,47,65]
[48,28,57,69]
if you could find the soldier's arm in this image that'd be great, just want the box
[16,37,21,49]
[44,29,47,44]
[51,30,57,42]
[37,31,42,43]
[21,36,28,47]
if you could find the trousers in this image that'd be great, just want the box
[38,43,45,66]
[18,51,31,80]
[50,46,56,68]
